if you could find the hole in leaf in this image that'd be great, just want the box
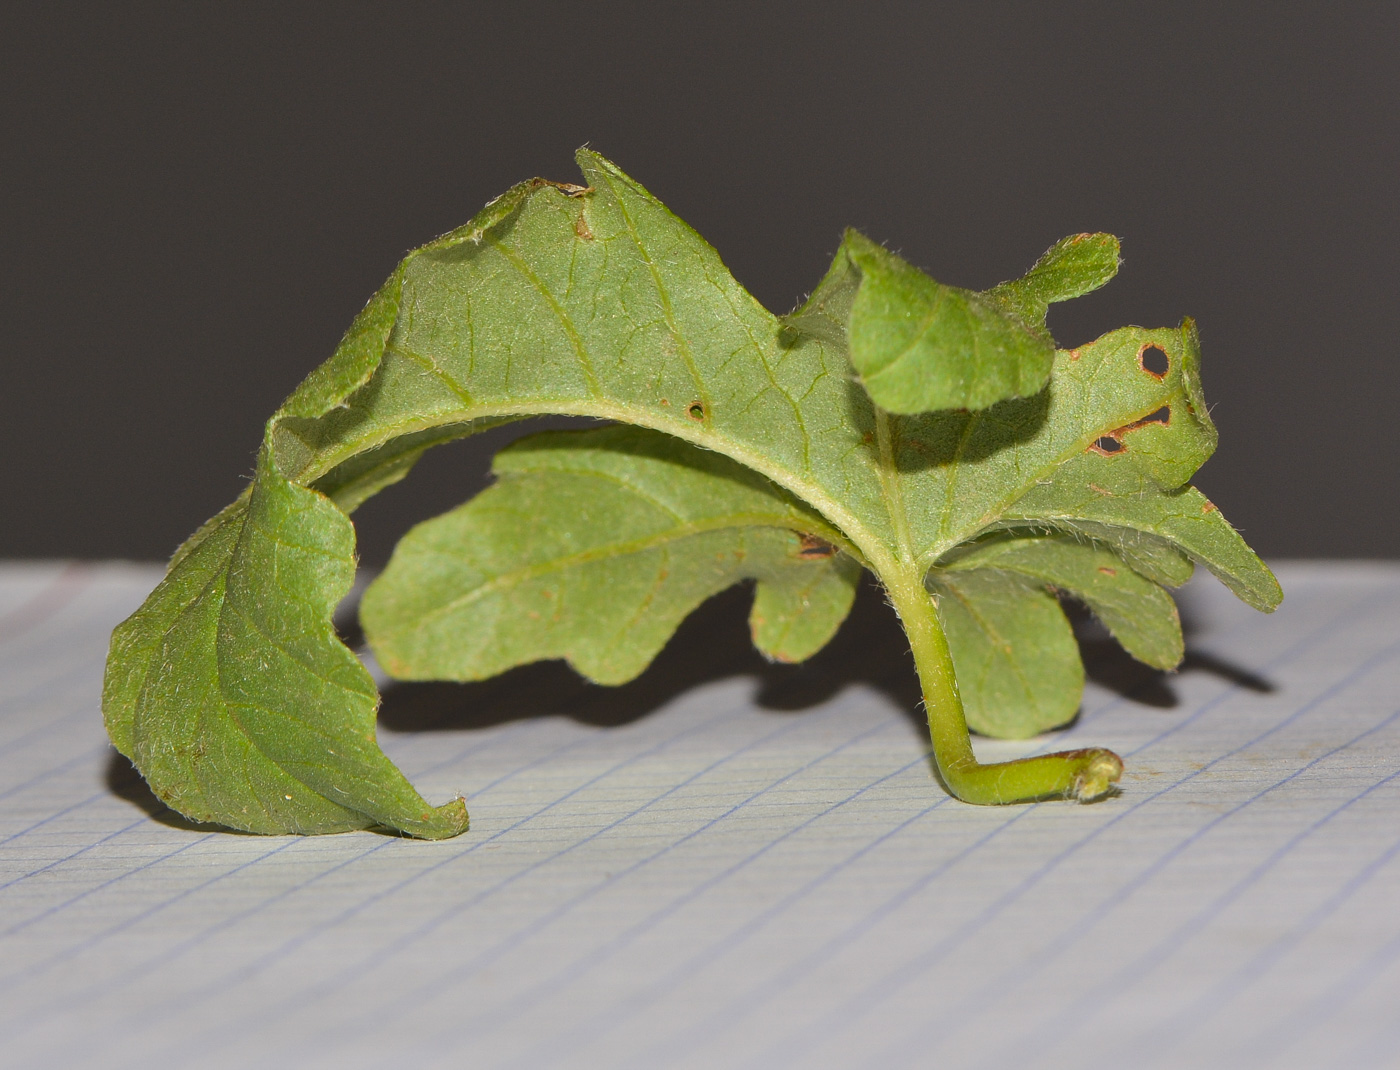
[1138,344,1169,379]
[1139,405,1170,426]
[687,401,707,421]
[1090,436,1125,455]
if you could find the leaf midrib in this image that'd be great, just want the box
[292,396,882,571]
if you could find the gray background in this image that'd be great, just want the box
[3,2,1396,564]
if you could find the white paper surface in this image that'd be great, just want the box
[2,560,1400,1069]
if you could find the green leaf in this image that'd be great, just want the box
[884,321,1222,562]
[837,230,1119,415]
[361,425,859,685]
[942,533,1183,671]
[102,285,469,837]
[1005,483,1281,613]
[928,569,1083,739]
[102,452,468,837]
[842,230,1056,413]
[104,150,1279,835]
[988,232,1120,327]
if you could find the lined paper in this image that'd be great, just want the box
[2,560,1399,1069]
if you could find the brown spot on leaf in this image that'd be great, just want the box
[574,214,594,241]
[1202,501,1218,514]
[528,177,593,197]
[797,533,837,559]
[1089,405,1172,455]
[1088,483,1112,496]
[660,398,670,407]
[1098,566,1118,577]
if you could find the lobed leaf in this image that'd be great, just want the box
[102,456,468,837]
[928,569,1083,739]
[362,425,859,685]
[992,321,1280,612]
[103,150,1279,836]
[941,533,1183,671]
[842,230,1056,414]
[1005,484,1281,613]
[103,285,469,837]
[988,232,1120,327]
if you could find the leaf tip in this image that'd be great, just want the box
[417,796,471,839]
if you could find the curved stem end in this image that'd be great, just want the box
[1066,748,1124,803]
[887,572,1124,808]
[940,747,1123,806]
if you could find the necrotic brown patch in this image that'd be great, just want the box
[797,534,836,559]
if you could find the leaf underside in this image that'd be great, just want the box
[361,425,860,685]
[103,151,1280,837]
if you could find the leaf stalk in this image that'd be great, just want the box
[884,570,1123,804]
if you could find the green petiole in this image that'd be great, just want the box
[888,571,1122,804]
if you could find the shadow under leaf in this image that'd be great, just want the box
[372,581,1276,738]
[374,576,928,737]
[1070,599,1275,709]
[106,577,1279,826]
[104,750,244,833]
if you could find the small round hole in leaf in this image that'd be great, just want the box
[1138,344,1169,379]
[687,401,706,421]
